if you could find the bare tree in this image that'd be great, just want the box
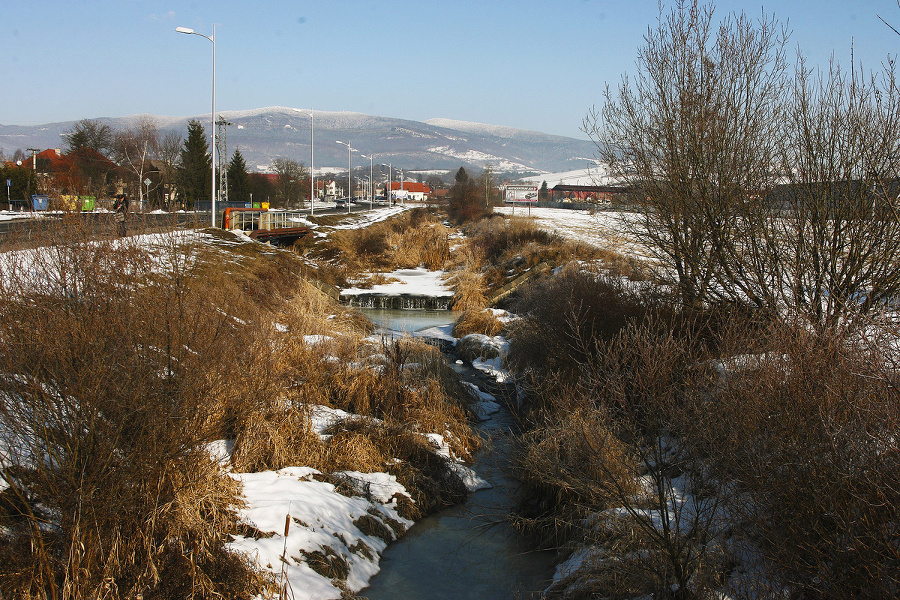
[585,0,789,307]
[271,157,308,208]
[157,130,183,210]
[768,59,900,330]
[114,116,161,210]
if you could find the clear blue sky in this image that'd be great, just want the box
[3,0,899,140]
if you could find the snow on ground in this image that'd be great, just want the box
[517,165,620,188]
[494,205,648,258]
[0,209,50,222]
[329,205,408,230]
[227,466,413,600]
[340,266,454,298]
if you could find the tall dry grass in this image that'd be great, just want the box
[0,221,270,598]
[0,217,484,598]
[314,207,452,286]
[509,253,900,597]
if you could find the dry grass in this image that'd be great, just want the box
[309,207,453,287]
[0,218,480,598]
[0,222,272,598]
[452,308,505,338]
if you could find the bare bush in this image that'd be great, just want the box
[0,224,269,598]
[696,322,900,598]
[508,263,659,381]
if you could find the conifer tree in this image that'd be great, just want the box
[175,120,211,209]
[227,148,250,204]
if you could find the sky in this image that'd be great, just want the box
[4,0,900,140]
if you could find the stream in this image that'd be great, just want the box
[357,308,557,600]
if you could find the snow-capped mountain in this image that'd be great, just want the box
[0,106,598,177]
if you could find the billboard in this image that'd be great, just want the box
[505,184,539,203]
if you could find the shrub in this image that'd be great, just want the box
[0,225,269,598]
[507,263,658,381]
[695,322,900,599]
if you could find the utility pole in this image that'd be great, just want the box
[216,116,231,204]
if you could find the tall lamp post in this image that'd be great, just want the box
[176,24,217,227]
[304,109,315,215]
[361,154,375,210]
[336,140,356,214]
[381,163,392,204]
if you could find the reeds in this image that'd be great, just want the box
[509,257,900,598]
[0,218,480,598]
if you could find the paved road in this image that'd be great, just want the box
[0,203,375,241]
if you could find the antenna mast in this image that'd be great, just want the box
[216,116,231,203]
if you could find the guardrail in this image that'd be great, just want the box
[223,208,310,231]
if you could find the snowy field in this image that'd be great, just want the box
[494,205,648,258]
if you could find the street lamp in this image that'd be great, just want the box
[361,154,375,210]
[302,109,315,216]
[176,24,217,227]
[336,140,356,214]
[381,163,392,204]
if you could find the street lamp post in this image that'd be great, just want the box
[336,140,356,214]
[176,24,217,227]
[361,154,375,210]
[304,109,315,216]
[381,163,392,204]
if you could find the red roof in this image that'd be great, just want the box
[388,182,431,194]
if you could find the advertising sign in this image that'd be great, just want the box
[505,184,539,203]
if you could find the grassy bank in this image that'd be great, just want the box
[504,253,900,599]
[0,215,480,599]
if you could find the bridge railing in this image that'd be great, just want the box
[224,208,310,231]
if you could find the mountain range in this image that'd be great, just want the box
[0,106,598,179]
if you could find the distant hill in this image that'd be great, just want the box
[0,106,598,178]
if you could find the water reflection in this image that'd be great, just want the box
[359,308,461,337]
[357,308,556,599]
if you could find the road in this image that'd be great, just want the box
[0,203,377,242]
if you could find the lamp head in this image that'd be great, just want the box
[176,27,195,34]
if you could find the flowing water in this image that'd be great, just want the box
[357,309,557,600]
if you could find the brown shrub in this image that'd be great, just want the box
[515,382,641,548]
[507,263,659,381]
[452,308,505,338]
[0,225,272,598]
[694,322,900,599]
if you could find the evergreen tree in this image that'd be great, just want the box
[447,166,487,223]
[227,148,250,204]
[176,120,211,209]
[539,180,549,201]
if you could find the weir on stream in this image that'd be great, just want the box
[355,308,556,600]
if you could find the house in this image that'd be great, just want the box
[550,183,628,204]
[22,148,122,206]
[386,182,432,202]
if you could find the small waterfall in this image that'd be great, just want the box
[341,293,452,310]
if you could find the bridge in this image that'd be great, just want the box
[223,208,313,245]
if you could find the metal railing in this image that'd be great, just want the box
[224,208,310,231]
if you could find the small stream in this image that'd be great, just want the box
[357,309,557,600]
